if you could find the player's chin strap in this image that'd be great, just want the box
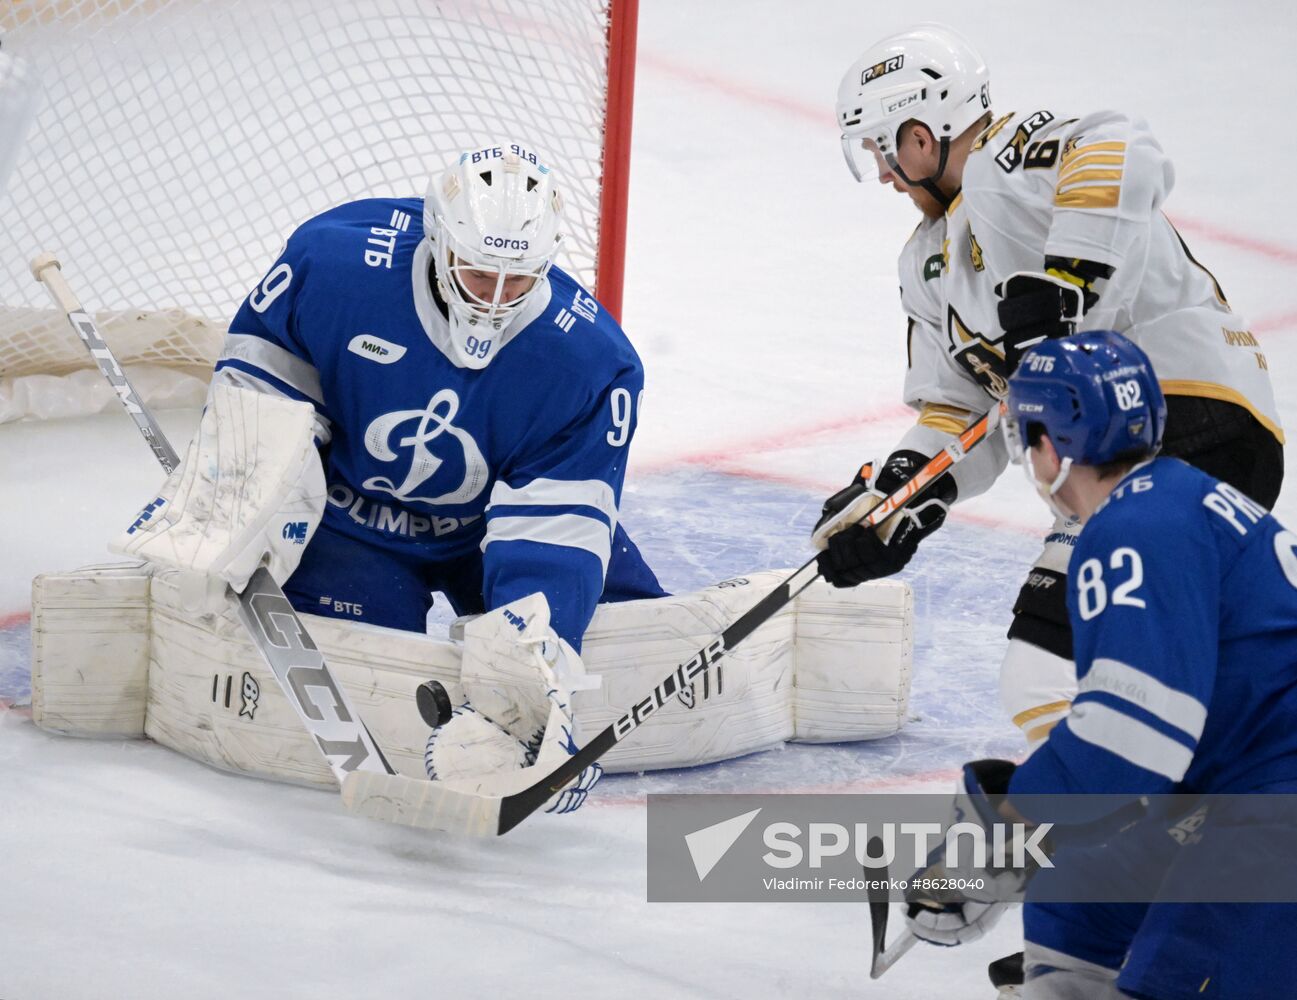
[1029,455,1076,521]
[889,138,956,210]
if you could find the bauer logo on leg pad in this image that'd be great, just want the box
[616,638,727,739]
[676,664,725,710]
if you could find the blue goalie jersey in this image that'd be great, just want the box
[1013,457,1297,797]
[214,197,664,647]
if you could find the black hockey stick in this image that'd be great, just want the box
[32,253,395,785]
[342,406,1003,836]
[866,836,920,978]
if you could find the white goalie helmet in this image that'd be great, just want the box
[836,24,990,184]
[424,142,564,368]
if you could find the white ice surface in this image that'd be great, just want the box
[3,1,1297,997]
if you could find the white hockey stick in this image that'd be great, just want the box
[31,253,395,786]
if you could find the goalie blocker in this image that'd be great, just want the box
[31,565,913,784]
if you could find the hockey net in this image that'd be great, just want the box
[0,0,637,422]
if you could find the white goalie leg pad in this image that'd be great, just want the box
[576,571,912,767]
[789,577,912,742]
[31,565,913,787]
[33,562,463,786]
[31,563,152,737]
[110,383,325,612]
[1000,637,1076,748]
[576,572,798,769]
[143,567,463,786]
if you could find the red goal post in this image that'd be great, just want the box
[0,0,638,422]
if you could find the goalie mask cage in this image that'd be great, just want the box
[0,0,638,422]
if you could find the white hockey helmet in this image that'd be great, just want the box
[424,142,564,368]
[836,24,990,185]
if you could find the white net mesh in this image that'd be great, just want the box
[0,0,619,420]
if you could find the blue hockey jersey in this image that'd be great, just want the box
[1012,457,1297,797]
[214,197,659,647]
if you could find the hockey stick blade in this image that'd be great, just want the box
[32,253,395,787]
[867,836,919,979]
[341,408,1003,837]
[872,924,919,979]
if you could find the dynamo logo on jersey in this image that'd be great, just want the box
[362,388,490,505]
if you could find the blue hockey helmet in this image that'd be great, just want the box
[1005,331,1165,510]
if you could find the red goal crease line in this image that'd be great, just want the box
[0,610,29,632]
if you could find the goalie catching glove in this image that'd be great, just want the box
[812,451,956,587]
[424,593,604,815]
[905,896,1006,948]
[903,759,1030,948]
[111,383,326,613]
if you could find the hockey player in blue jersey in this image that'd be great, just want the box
[115,141,665,809]
[907,330,1297,996]
[217,141,664,646]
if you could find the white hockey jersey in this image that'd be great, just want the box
[956,109,1279,432]
[894,108,1283,482]
[893,214,1009,500]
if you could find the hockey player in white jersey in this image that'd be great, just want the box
[926,330,1297,998]
[820,25,1284,753]
[114,141,666,808]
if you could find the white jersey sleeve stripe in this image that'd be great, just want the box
[481,513,611,574]
[1067,701,1195,782]
[218,332,325,405]
[1079,657,1208,741]
[488,477,617,524]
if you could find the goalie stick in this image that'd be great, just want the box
[341,406,1004,836]
[867,837,919,979]
[31,253,394,786]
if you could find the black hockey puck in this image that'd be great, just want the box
[416,679,454,729]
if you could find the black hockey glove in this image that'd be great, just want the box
[815,450,956,588]
[996,258,1114,374]
[996,272,1083,374]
